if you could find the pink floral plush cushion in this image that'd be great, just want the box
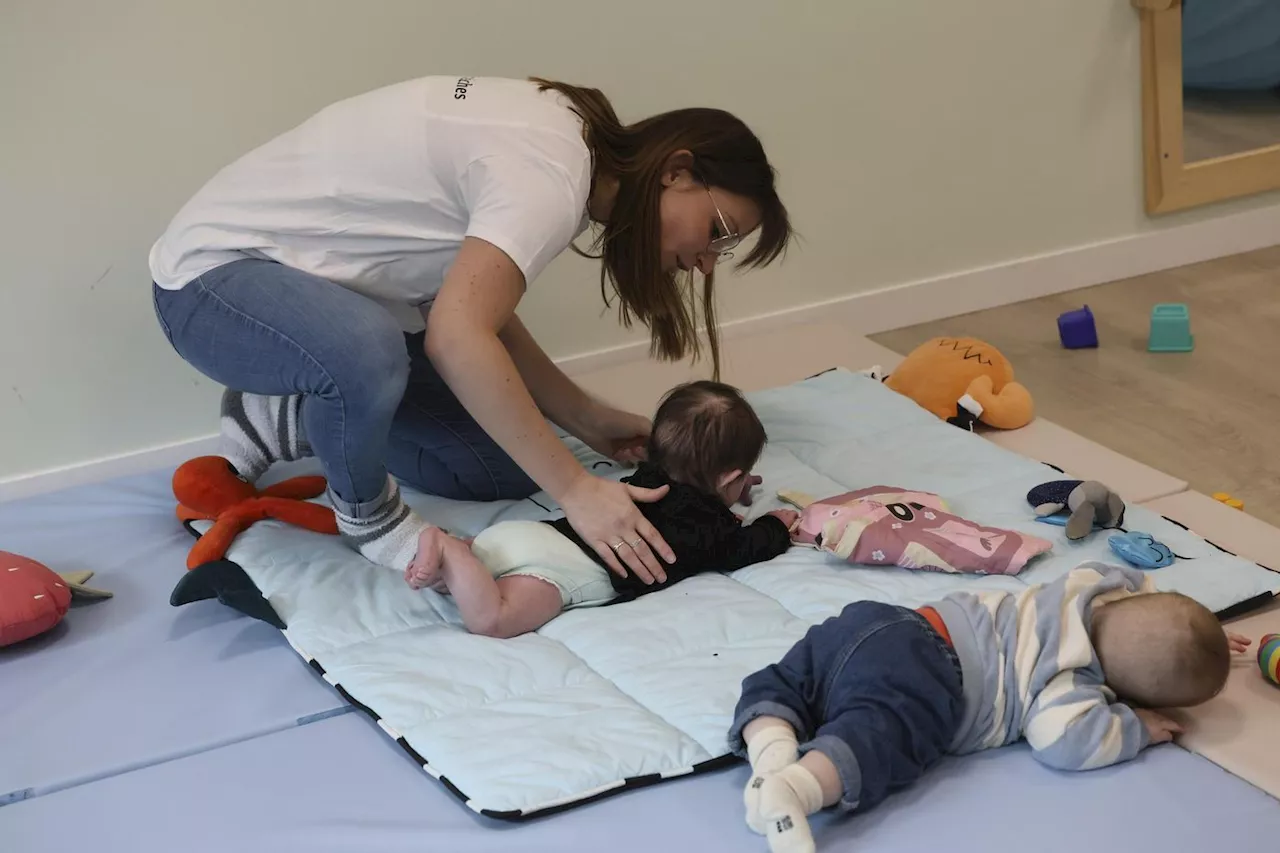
[789,486,1051,576]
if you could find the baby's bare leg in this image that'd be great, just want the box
[439,537,563,638]
[798,751,841,808]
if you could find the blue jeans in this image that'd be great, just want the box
[730,601,964,813]
[152,259,538,511]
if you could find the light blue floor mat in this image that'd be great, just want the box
[186,369,1280,818]
[0,471,347,806]
[2,711,1277,853]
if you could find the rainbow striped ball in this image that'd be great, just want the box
[1260,633,1280,687]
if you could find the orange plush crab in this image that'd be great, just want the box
[884,337,1033,431]
[174,456,338,570]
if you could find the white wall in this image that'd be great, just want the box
[2,0,1277,482]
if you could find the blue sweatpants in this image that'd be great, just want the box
[729,600,964,813]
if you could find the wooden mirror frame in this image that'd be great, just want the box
[1135,0,1280,213]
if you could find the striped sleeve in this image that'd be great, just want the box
[1022,670,1150,770]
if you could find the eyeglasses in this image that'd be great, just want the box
[705,186,741,263]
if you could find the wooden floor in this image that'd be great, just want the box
[872,244,1280,526]
[1183,89,1280,163]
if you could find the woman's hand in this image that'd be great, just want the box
[574,402,653,465]
[559,473,676,584]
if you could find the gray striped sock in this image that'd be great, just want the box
[334,476,430,571]
[219,390,310,483]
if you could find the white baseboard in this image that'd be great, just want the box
[6,200,1279,500]
[558,201,1280,375]
[0,434,219,503]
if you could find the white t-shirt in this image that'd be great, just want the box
[149,76,593,329]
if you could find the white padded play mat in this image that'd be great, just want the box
[176,369,1280,819]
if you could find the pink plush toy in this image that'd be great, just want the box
[780,486,1052,576]
[0,550,112,646]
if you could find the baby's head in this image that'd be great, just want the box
[648,380,766,504]
[1092,592,1230,709]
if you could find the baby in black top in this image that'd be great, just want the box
[407,381,796,637]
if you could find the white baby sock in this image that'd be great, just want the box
[334,476,431,572]
[744,724,800,834]
[758,763,825,853]
[219,389,310,483]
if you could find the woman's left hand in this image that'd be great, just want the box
[575,403,652,465]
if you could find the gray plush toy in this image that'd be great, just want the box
[1029,479,1126,541]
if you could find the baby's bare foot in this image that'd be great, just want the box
[439,534,485,581]
[405,526,449,590]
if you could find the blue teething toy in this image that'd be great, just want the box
[1035,512,1100,530]
[1108,531,1175,569]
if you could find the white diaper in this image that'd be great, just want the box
[470,520,618,609]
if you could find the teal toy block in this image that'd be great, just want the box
[1148,303,1193,352]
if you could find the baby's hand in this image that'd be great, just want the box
[738,474,764,506]
[1133,708,1183,745]
[766,509,800,532]
[1226,631,1252,654]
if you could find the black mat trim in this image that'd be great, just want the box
[331,682,381,721]
[1204,538,1236,557]
[1215,592,1278,623]
[1158,515,1280,575]
[439,775,468,802]
[396,737,428,767]
[477,754,741,821]
[1151,514,1280,618]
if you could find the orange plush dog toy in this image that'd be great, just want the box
[174,456,338,570]
[884,337,1034,431]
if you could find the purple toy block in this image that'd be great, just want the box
[1058,305,1098,349]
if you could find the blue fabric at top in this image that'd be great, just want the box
[1183,0,1280,90]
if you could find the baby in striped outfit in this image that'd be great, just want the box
[730,562,1253,853]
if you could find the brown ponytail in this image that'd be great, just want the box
[532,78,793,380]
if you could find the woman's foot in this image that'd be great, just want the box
[219,389,311,482]
[334,476,431,571]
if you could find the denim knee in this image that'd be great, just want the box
[317,317,410,417]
